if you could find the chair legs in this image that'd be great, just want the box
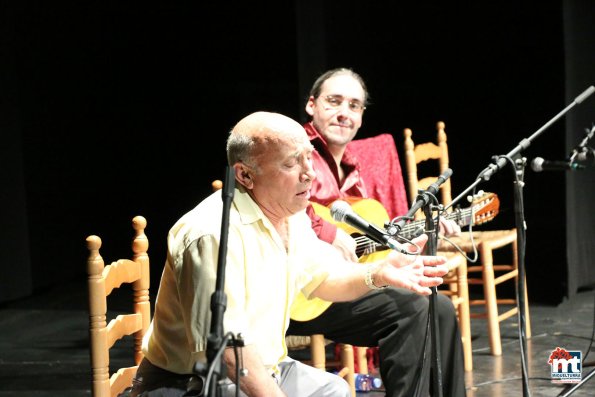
[355,347,368,374]
[442,253,473,371]
[455,258,473,372]
[340,344,355,397]
[310,334,326,370]
[472,233,531,356]
[310,335,356,397]
[480,241,503,356]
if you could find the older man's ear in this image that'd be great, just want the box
[234,163,254,189]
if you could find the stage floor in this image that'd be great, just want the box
[0,279,593,396]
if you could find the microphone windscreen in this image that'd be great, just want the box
[530,157,544,172]
[575,148,595,164]
[330,201,351,223]
[576,85,595,104]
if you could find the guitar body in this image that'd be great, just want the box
[290,198,391,322]
[290,192,500,322]
[309,197,390,238]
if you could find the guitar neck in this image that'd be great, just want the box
[354,207,472,258]
[399,207,473,238]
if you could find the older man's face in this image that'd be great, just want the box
[249,132,316,219]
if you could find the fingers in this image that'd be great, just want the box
[378,262,446,296]
[385,251,447,271]
[383,274,430,295]
[397,275,443,296]
[439,219,461,237]
[412,273,446,294]
[408,284,432,296]
[423,264,448,277]
[381,249,448,295]
[421,255,447,266]
[407,233,428,253]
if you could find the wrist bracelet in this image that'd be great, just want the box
[365,263,388,290]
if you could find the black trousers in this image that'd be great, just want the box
[286,288,466,397]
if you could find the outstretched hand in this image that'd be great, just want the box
[375,234,448,295]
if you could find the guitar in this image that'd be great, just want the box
[290,192,500,322]
[321,192,500,262]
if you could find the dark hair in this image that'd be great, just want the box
[308,68,370,105]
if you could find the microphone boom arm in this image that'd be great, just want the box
[443,84,595,397]
[447,85,595,212]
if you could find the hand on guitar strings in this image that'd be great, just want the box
[438,217,461,237]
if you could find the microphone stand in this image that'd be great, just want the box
[444,85,595,397]
[194,166,244,397]
[392,168,453,397]
[557,126,595,397]
[424,197,443,397]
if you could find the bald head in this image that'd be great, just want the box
[226,112,316,221]
[227,111,311,169]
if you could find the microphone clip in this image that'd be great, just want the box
[569,123,595,166]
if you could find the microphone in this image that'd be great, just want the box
[393,168,453,230]
[330,201,410,255]
[427,168,453,194]
[574,147,595,164]
[530,157,584,172]
[570,124,595,165]
[575,85,595,104]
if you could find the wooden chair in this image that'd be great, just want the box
[343,132,473,370]
[437,251,472,371]
[401,124,474,369]
[403,121,531,357]
[211,180,358,396]
[86,216,151,397]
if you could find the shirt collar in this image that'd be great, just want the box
[233,186,265,225]
[233,186,304,227]
[304,121,361,171]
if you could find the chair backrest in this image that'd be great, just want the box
[403,121,453,219]
[86,216,151,397]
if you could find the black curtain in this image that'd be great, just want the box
[2,1,593,305]
[0,0,32,302]
[564,0,595,297]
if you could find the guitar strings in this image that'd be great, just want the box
[352,191,496,258]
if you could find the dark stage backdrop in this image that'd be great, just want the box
[564,1,595,299]
[1,1,593,305]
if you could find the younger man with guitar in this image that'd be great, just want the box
[287,68,467,397]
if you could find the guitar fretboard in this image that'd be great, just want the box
[354,207,473,257]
